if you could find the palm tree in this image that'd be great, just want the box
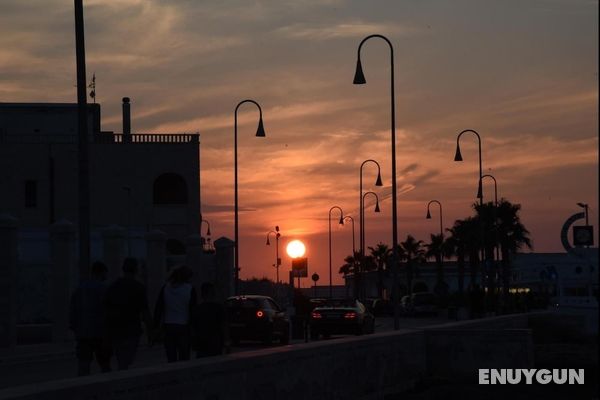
[400,235,425,295]
[368,242,391,299]
[488,199,532,296]
[339,251,361,299]
[446,220,468,294]
[425,233,448,296]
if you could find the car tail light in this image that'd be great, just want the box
[256,310,265,318]
[344,312,357,319]
[311,312,322,319]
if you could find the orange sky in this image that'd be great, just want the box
[0,0,597,286]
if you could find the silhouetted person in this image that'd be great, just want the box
[193,282,229,358]
[69,261,111,376]
[154,265,196,362]
[104,258,152,370]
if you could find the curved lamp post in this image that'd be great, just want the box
[343,216,356,256]
[201,219,212,237]
[360,191,380,300]
[234,99,266,294]
[454,129,486,288]
[266,226,281,283]
[359,159,383,267]
[482,174,500,268]
[425,200,443,238]
[354,35,400,329]
[328,206,345,299]
[454,129,483,203]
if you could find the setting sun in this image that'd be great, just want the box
[286,240,306,259]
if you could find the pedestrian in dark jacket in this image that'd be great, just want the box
[154,265,196,362]
[104,258,153,370]
[69,261,111,376]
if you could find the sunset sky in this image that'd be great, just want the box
[1,0,597,286]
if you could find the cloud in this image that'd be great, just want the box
[274,21,423,40]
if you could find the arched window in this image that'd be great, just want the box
[153,173,188,205]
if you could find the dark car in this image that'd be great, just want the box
[400,292,437,316]
[225,295,289,345]
[309,299,375,339]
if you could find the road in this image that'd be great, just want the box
[0,315,448,390]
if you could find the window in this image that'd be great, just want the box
[153,173,188,205]
[25,180,37,208]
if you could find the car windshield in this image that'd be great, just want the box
[322,299,357,308]
[226,298,260,308]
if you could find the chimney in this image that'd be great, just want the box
[122,97,131,141]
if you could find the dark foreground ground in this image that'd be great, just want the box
[391,315,599,400]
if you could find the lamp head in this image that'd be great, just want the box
[375,172,383,187]
[353,59,366,84]
[577,203,587,208]
[453,143,463,162]
[374,202,381,213]
[255,118,266,137]
[426,209,431,219]
[339,215,345,225]
[206,226,211,236]
[266,237,270,246]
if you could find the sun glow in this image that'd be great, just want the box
[286,239,306,258]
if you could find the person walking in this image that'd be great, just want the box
[192,282,229,358]
[154,265,196,362]
[69,261,112,376]
[104,258,153,370]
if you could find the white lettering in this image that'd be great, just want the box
[506,369,521,384]
[536,369,552,384]
[490,369,506,384]
[478,369,490,384]
[570,369,584,384]
[522,369,536,384]
[553,369,568,384]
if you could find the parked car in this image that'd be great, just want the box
[225,295,289,345]
[400,292,438,316]
[309,299,375,339]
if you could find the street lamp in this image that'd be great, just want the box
[354,35,400,329]
[266,226,281,283]
[454,129,483,203]
[328,206,344,299]
[482,174,500,283]
[425,200,443,238]
[343,216,356,256]
[577,203,589,225]
[454,129,485,288]
[359,192,380,300]
[359,159,383,271]
[233,99,266,295]
[482,174,498,206]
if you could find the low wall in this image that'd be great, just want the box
[0,314,539,400]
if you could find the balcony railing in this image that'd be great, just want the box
[0,132,199,144]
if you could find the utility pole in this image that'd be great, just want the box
[74,0,90,282]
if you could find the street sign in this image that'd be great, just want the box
[292,257,308,278]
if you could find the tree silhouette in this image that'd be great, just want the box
[399,235,425,295]
[425,233,448,296]
[368,242,391,298]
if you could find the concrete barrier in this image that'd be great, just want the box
[0,314,540,400]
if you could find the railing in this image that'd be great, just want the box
[0,132,199,144]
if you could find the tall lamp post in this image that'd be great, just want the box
[454,129,485,287]
[343,216,356,256]
[426,200,443,238]
[233,99,266,295]
[328,206,345,299]
[353,35,400,329]
[482,174,500,276]
[266,226,281,283]
[359,159,383,268]
[360,192,381,300]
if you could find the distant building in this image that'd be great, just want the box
[345,249,598,301]
[0,98,201,255]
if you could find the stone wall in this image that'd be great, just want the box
[0,315,538,400]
